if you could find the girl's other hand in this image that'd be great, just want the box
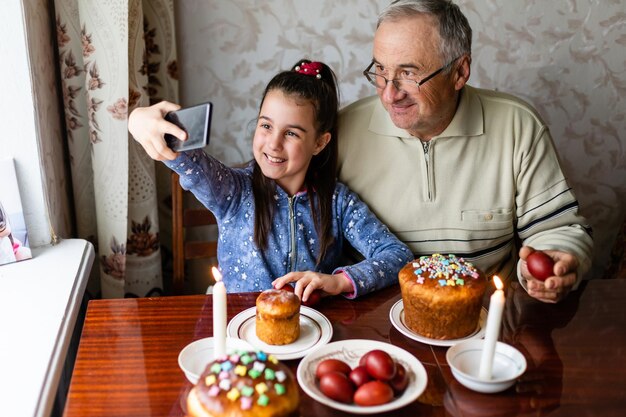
[272,271,353,303]
[128,101,186,161]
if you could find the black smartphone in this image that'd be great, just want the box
[164,102,212,152]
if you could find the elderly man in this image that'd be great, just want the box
[337,0,592,303]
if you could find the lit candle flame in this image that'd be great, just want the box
[212,266,222,283]
[493,275,503,290]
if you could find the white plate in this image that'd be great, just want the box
[226,306,333,360]
[178,337,253,384]
[389,300,487,347]
[296,339,427,414]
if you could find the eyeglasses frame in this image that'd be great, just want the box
[363,56,461,92]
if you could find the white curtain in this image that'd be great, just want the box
[54,0,179,297]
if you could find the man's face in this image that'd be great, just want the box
[372,15,459,139]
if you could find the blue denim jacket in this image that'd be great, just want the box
[165,150,412,297]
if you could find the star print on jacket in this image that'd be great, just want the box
[164,150,412,297]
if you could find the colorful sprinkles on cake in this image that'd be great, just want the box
[202,350,287,408]
[412,254,480,287]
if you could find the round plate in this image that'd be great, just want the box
[297,339,427,414]
[389,300,487,347]
[178,337,253,384]
[226,306,333,360]
[446,339,527,393]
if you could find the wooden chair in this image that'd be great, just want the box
[171,172,218,294]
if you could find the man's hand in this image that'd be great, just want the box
[519,246,578,303]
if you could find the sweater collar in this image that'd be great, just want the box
[367,85,484,140]
[274,184,310,199]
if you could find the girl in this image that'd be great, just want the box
[129,59,412,302]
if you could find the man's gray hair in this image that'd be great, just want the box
[378,0,472,66]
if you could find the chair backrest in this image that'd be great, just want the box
[171,172,218,294]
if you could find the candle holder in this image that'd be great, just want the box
[178,336,253,384]
[446,339,527,393]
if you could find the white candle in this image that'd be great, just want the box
[479,276,505,380]
[211,266,227,359]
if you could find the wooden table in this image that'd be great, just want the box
[63,279,626,416]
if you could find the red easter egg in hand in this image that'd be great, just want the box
[303,290,322,307]
[280,284,295,293]
[278,285,320,306]
[527,251,555,281]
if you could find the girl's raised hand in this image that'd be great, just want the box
[128,101,186,161]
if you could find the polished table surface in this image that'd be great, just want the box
[63,279,626,417]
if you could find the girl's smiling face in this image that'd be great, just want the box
[253,89,330,195]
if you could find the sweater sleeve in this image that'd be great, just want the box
[515,127,593,288]
[163,149,248,220]
[332,184,413,298]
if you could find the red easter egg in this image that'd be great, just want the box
[364,349,397,381]
[303,290,322,307]
[389,363,409,394]
[358,351,372,367]
[349,366,373,387]
[527,251,555,281]
[353,380,394,406]
[319,372,355,404]
[280,284,295,293]
[315,359,352,379]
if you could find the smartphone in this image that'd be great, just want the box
[164,102,212,152]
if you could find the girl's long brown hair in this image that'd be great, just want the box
[252,59,339,265]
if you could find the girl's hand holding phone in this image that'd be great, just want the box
[129,101,184,161]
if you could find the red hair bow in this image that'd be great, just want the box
[295,61,323,79]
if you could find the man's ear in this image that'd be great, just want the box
[313,132,332,155]
[453,54,471,91]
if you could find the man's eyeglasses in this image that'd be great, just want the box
[363,57,460,93]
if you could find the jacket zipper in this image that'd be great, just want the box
[422,141,433,201]
[288,195,297,271]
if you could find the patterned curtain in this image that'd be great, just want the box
[54,0,179,298]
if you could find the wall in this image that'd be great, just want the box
[0,0,70,248]
[174,0,625,280]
